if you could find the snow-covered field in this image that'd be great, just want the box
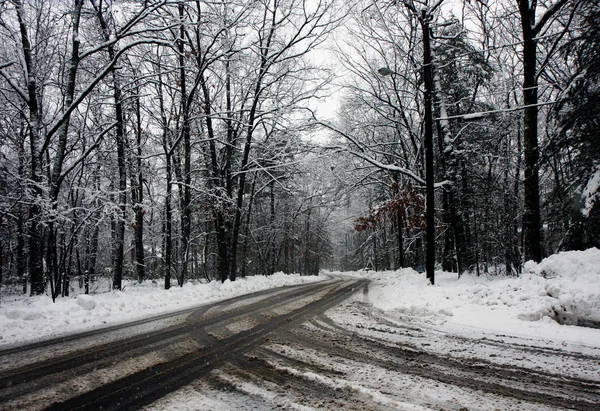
[0,273,323,348]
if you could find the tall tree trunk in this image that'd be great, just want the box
[130,83,145,283]
[161,114,172,289]
[154,54,173,290]
[303,199,312,276]
[460,161,474,269]
[514,125,523,273]
[17,132,27,293]
[14,0,44,295]
[92,2,127,290]
[422,9,436,285]
[87,223,99,294]
[113,84,127,291]
[517,0,571,262]
[269,180,277,275]
[229,9,279,282]
[48,0,84,301]
[49,0,82,203]
[518,0,542,263]
[178,3,191,285]
[240,173,258,278]
[199,68,231,283]
[163,145,173,290]
[432,28,471,276]
[172,145,185,285]
[396,208,404,269]
[47,227,58,301]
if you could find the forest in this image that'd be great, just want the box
[0,0,598,299]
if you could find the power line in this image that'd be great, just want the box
[435,100,559,121]
[432,28,582,61]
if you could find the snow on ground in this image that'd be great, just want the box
[344,248,600,352]
[2,249,600,352]
[149,249,600,411]
[0,273,323,348]
[4,250,599,410]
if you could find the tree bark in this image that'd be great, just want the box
[112,80,127,291]
[518,0,542,263]
[178,2,191,285]
[517,0,571,262]
[92,1,127,290]
[14,0,45,295]
[130,81,145,283]
[156,61,172,290]
[396,208,404,268]
[422,10,436,285]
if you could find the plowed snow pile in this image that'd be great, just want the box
[348,248,600,348]
[0,273,322,347]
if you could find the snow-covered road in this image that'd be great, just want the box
[148,289,600,411]
[0,276,368,410]
[3,275,597,410]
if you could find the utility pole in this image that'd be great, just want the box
[378,8,436,284]
[421,9,435,285]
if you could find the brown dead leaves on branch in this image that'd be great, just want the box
[355,184,426,232]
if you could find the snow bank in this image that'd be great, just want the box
[526,248,600,326]
[348,248,600,347]
[0,273,323,348]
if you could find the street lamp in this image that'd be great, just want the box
[377,67,395,76]
[378,12,435,286]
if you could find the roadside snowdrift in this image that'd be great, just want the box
[0,273,322,348]
[348,248,600,347]
[2,249,599,350]
[526,248,600,326]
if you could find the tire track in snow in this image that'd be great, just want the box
[0,277,365,410]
